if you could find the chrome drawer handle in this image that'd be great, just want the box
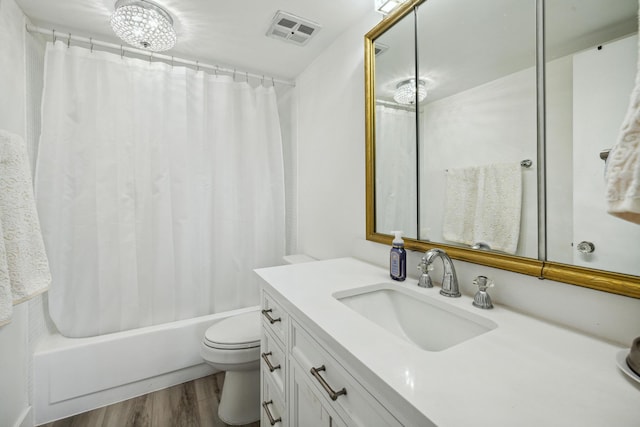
[261,351,281,372]
[310,365,347,401]
[262,400,281,425]
[261,309,281,324]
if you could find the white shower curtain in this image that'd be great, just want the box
[35,42,285,337]
[375,104,417,237]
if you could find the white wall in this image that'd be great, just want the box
[295,10,382,259]
[295,10,640,347]
[0,0,32,426]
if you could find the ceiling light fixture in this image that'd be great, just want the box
[394,79,427,105]
[375,0,409,15]
[110,0,176,52]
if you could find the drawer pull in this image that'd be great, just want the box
[261,309,282,324]
[310,365,347,401]
[262,400,282,425]
[261,352,281,372]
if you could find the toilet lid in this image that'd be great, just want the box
[204,310,261,350]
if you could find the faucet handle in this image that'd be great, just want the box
[417,259,434,288]
[472,275,494,309]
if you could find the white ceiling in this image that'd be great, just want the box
[15,0,379,81]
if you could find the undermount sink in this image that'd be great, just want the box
[333,283,497,351]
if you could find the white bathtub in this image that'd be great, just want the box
[33,305,260,425]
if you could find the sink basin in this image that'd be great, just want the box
[333,283,497,351]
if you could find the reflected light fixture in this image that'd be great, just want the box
[393,79,427,105]
[375,0,409,15]
[110,0,176,52]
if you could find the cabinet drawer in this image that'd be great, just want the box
[290,320,402,427]
[262,371,287,427]
[261,328,286,399]
[261,291,288,345]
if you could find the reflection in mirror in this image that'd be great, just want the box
[415,0,538,258]
[374,10,418,239]
[545,0,640,276]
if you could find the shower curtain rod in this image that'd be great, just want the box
[25,24,296,87]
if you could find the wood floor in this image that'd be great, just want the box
[39,373,260,427]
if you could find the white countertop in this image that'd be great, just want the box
[255,257,640,427]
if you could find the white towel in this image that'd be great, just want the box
[443,163,522,254]
[473,163,522,254]
[605,30,640,223]
[0,130,51,326]
[442,166,479,247]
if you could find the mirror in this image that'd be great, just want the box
[374,10,418,239]
[415,0,537,258]
[545,0,640,278]
[365,0,640,297]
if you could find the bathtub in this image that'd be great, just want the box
[33,305,260,425]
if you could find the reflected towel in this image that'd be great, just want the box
[474,163,522,254]
[0,130,51,326]
[443,163,522,254]
[443,166,479,247]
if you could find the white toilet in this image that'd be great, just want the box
[200,309,261,425]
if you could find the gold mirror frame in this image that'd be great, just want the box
[364,0,640,298]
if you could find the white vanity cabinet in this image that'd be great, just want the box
[260,292,289,426]
[260,289,402,427]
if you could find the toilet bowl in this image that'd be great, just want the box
[200,309,261,425]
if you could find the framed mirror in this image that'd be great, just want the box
[365,0,640,298]
[373,10,418,239]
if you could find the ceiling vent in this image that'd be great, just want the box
[266,11,321,46]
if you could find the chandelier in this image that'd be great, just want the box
[110,0,176,52]
[393,79,427,105]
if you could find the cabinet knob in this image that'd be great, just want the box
[576,241,595,254]
[310,365,347,401]
[262,400,282,426]
[261,351,281,372]
[261,308,282,324]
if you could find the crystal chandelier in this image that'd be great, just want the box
[393,79,427,105]
[110,0,176,52]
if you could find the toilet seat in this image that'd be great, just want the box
[203,310,261,350]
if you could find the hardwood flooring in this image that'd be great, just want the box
[39,373,260,427]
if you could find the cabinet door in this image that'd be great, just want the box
[290,360,345,427]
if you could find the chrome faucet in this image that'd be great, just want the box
[419,248,461,297]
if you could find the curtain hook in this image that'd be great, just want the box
[120,45,124,59]
[52,29,56,43]
[271,77,275,87]
[171,56,174,68]
[245,71,249,83]
[196,60,199,72]
[89,37,93,53]
[149,52,153,63]
[215,65,219,76]
[67,33,71,48]
[233,68,236,81]
[261,75,265,86]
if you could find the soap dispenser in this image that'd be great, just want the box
[389,231,406,281]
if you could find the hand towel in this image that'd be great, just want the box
[443,166,479,246]
[473,163,522,254]
[605,45,640,224]
[0,130,51,326]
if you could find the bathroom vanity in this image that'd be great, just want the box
[256,258,640,426]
